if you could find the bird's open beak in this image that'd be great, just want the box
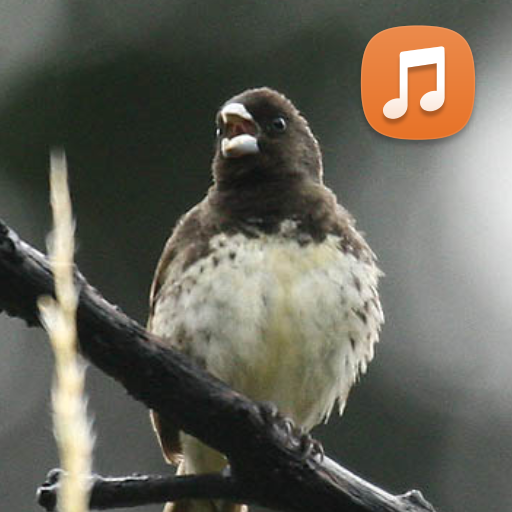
[220,103,260,158]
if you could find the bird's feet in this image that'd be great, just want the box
[258,402,324,461]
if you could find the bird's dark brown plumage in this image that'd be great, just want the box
[147,87,383,512]
[150,88,372,313]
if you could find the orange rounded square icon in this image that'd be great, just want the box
[361,26,475,140]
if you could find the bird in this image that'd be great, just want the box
[147,87,384,512]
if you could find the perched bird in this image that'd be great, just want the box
[147,87,383,512]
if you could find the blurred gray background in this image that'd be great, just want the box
[1,1,511,511]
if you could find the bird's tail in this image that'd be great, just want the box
[164,498,247,512]
[164,436,247,512]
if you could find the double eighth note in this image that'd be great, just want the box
[383,46,445,119]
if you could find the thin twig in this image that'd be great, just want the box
[38,471,243,511]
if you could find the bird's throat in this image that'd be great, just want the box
[210,174,309,228]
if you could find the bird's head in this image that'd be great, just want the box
[212,88,323,188]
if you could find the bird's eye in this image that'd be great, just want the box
[271,117,287,133]
[216,126,222,138]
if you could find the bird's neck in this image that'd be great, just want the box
[208,173,324,232]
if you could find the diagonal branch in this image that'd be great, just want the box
[0,219,437,512]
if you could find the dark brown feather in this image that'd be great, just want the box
[150,410,183,464]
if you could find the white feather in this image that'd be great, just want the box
[152,222,383,433]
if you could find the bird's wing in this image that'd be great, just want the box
[146,201,211,464]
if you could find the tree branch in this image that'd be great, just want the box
[37,470,243,511]
[0,219,437,512]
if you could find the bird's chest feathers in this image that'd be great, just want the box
[181,231,344,356]
[260,241,336,355]
[152,227,381,427]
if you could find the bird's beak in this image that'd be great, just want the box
[220,103,260,158]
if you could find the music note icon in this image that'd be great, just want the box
[383,46,445,120]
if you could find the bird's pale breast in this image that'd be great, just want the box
[151,221,383,432]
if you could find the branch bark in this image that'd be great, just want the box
[37,470,243,511]
[0,219,437,512]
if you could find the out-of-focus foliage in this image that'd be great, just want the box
[1,2,511,512]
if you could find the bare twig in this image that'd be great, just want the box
[38,471,242,511]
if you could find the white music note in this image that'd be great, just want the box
[383,46,445,120]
